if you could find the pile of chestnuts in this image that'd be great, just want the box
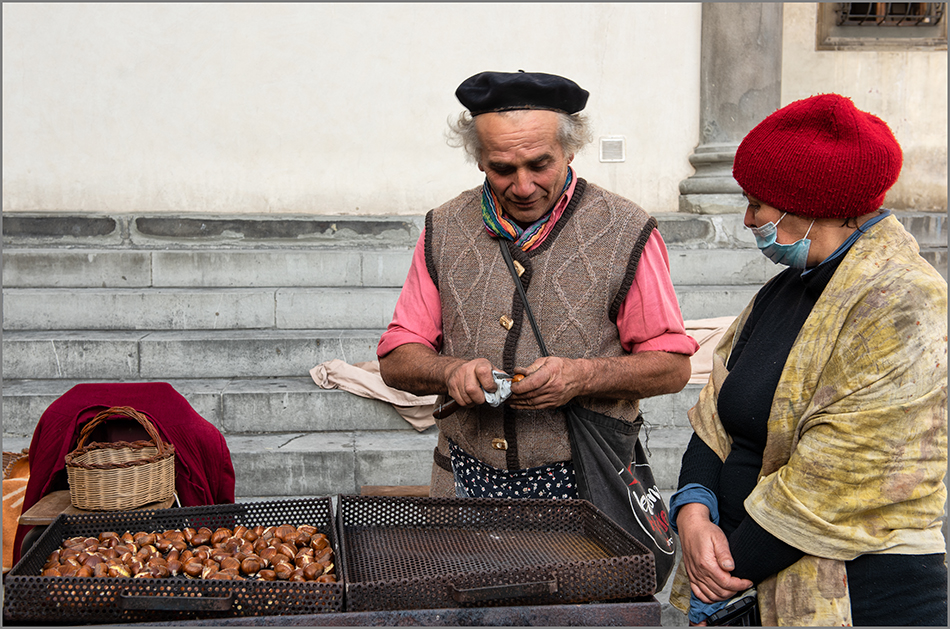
[40,524,336,582]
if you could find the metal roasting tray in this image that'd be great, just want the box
[336,494,656,612]
[3,497,343,625]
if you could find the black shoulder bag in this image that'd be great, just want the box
[498,238,678,592]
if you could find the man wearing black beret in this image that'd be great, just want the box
[378,71,697,501]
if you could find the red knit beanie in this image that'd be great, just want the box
[733,94,903,219]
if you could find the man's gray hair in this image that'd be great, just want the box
[446,110,593,164]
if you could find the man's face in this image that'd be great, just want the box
[475,110,573,227]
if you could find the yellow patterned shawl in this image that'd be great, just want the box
[670,215,948,626]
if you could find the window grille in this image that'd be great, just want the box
[817,2,947,49]
[837,3,945,27]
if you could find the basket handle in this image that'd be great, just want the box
[449,579,558,603]
[76,406,169,455]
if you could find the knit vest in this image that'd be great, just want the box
[426,179,656,470]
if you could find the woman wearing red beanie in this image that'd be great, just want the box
[668,94,947,626]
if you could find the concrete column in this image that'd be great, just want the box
[679,3,784,214]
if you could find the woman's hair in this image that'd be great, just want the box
[446,109,592,164]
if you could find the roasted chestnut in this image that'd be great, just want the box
[41,522,332,582]
[241,556,262,575]
[220,556,241,572]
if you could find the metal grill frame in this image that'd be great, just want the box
[3,497,343,624]
[337,495,656,612]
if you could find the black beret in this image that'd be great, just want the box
[456,70,589,115]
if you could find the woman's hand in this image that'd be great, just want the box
[677,503,753,603]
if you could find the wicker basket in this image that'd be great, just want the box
[64,406,176,511]
[3,449,29,479]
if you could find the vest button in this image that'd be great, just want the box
[499,315,514,330]
[491,438,508,450]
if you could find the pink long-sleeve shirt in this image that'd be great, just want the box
[378,218,698,359]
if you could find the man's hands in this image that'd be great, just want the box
[380,347,589,412]
[379,343,691,411]
[509,351,692,409]
[444,357,500,408]
[507,356,582,409]
[379,343,501,410]
[676,503,753,604]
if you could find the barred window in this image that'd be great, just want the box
[817,2,947,49]
[838,3,944,26]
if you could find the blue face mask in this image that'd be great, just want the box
[749,212,815,268]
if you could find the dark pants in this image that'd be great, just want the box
[847,553,948,626]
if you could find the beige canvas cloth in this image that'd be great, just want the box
[684,316,736,385]
[310,359,438,431]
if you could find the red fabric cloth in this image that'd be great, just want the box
[12,382,235,565]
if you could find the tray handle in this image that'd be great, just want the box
[119,591,235,612]
[449,579,558,603]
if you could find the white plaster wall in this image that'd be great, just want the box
[782,3,948,212]
[2,3,702,216]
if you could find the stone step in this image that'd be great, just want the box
[893,213,948,248]
[5,210,944,250]
[2,330,383,379]
[222,426,692,497]
[1,288,402,331]
[676,285,760,319]
[641,383,704,430]
[2,429,695,497]
[1,239,777,289]
[0,377,427,438]
[919,249,948,279]
[0,213,426,249]
[1,248,414,289]
[1,285,750,330]
[1,377,703,439]
[223,430,441,497]
[0,420,694,497]
[2,246,779,289]
[5,213,943,288]
[0,429,441,498]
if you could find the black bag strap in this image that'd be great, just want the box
[498,239,550,358]
[499,237,644,423]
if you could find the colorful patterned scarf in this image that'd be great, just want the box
[481,167,574,251]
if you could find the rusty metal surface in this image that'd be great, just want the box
[3,498,343,625]
[338,495,656,612]
[115,599,662,626]
[5,494,661,627]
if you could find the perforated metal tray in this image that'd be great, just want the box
[3,497,343,624]
[337,495,656,612]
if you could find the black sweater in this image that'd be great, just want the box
[675,256,840,582]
